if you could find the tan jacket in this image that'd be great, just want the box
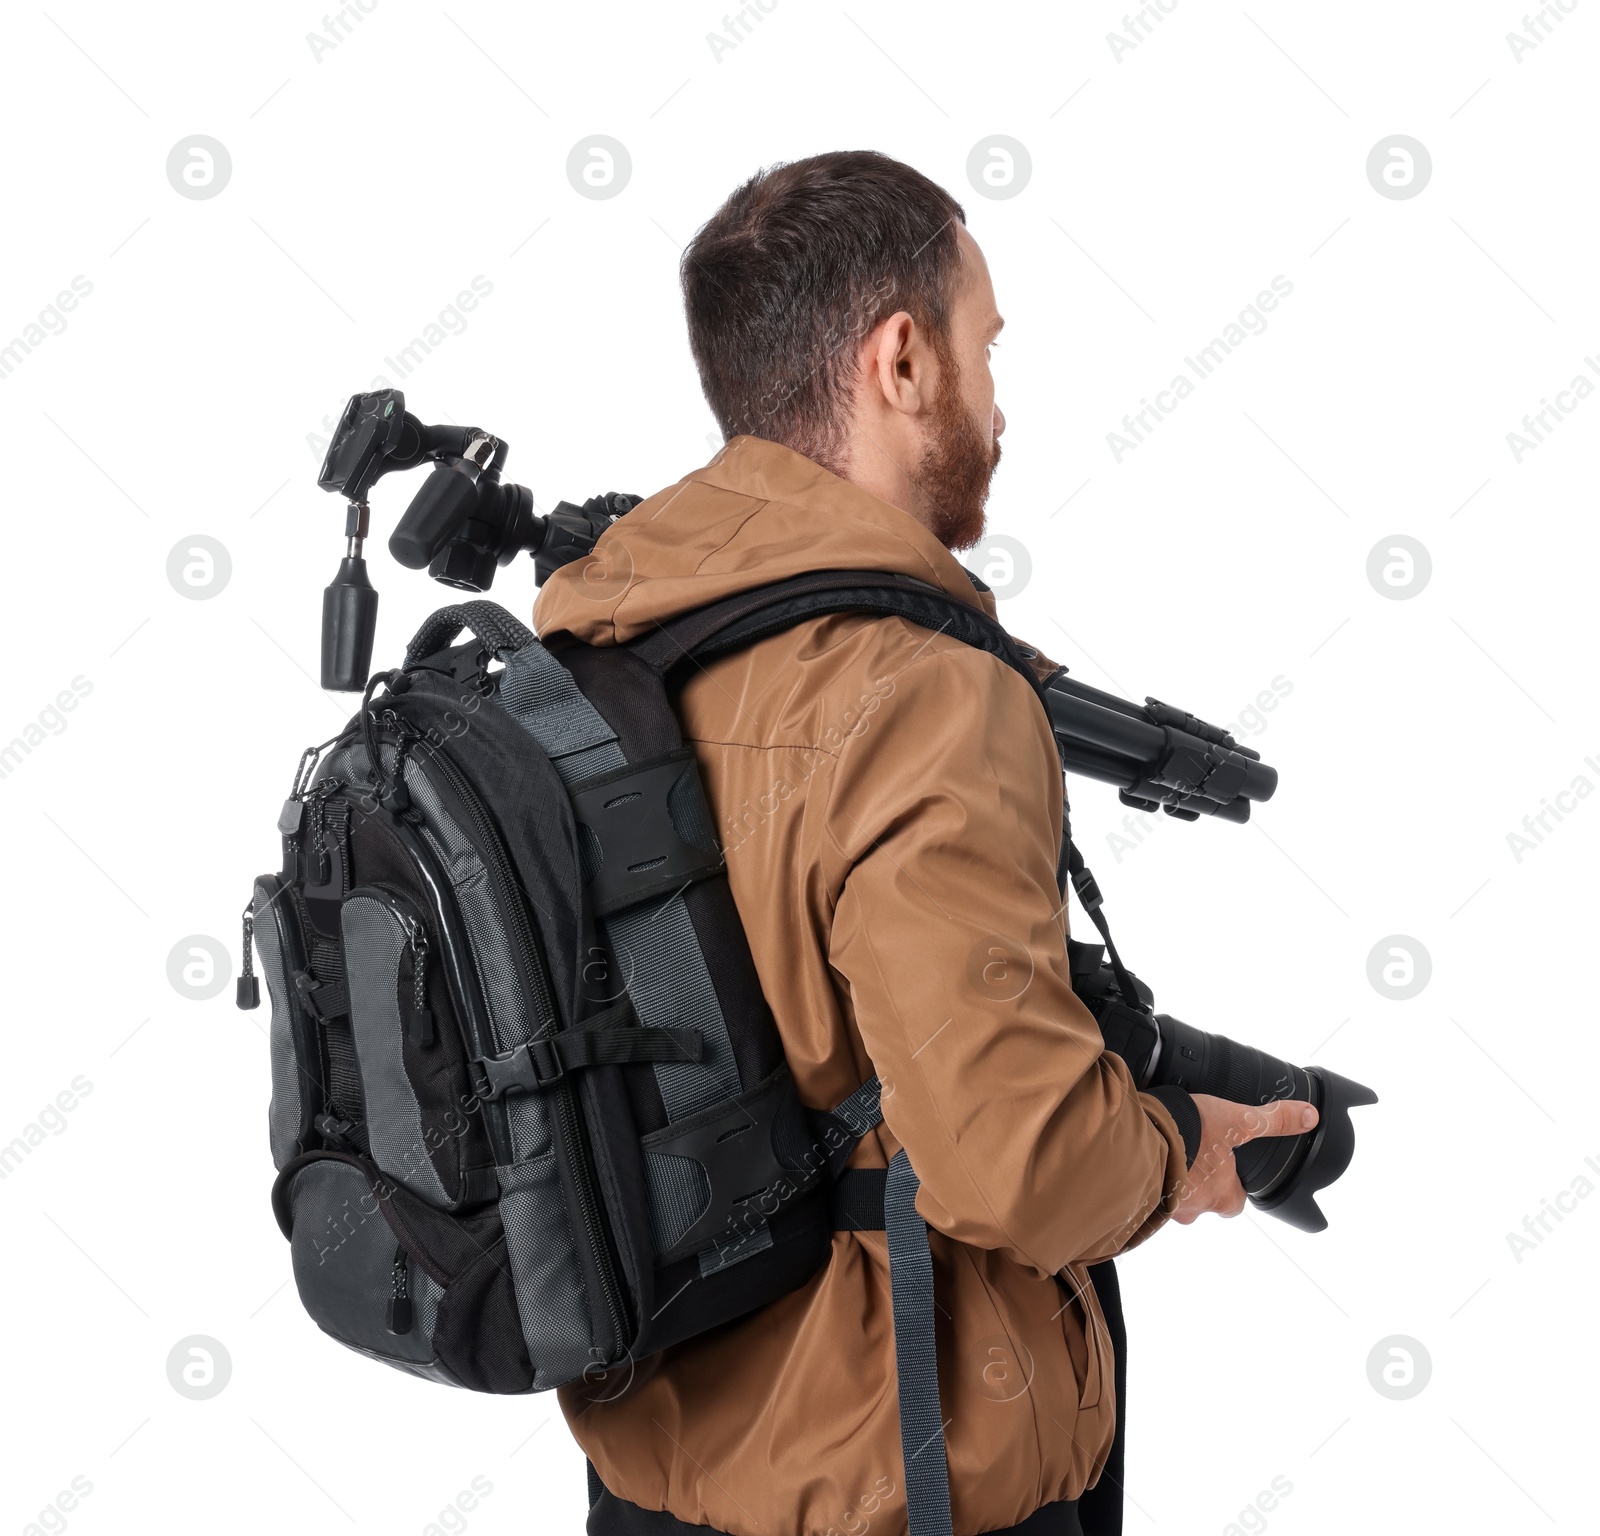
[535,436,1188,1536]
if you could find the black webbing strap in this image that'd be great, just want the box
[477,1002,703,1100]
[625,570,1047,704]
[830,1167,889,1230]
[1066,841,1141,1011]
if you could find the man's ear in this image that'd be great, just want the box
[864,311,930,417]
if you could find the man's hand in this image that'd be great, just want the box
[1171,1095,1319,1224]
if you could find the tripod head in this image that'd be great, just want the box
[315,389,637,690]
[313,388,1279,826]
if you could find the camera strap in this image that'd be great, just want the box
[1066,841,1143,1012]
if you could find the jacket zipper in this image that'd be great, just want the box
[409,734,628,1358]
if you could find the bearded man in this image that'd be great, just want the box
[536,150,1311,1536]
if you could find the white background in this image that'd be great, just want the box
[2,2,1595,1532]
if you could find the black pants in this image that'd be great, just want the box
[587,1261,1124,1536]
[588,1489,1082,1536]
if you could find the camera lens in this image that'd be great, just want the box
[1147,1012,1375,1232]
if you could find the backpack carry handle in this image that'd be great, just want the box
[403,601,534,670]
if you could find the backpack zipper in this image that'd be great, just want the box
[386,1244,414,1335]
[400,908,434,1048]
[409,735,628,1359]
[236,899,260,1010]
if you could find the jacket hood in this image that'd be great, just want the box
[531,434,995,645]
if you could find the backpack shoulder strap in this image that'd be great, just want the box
[630,571,1039,1536]
[625,568,1046,700]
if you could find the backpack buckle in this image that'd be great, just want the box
[478,1039,562,1099]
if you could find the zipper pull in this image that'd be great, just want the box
[406,919,435,1048]
[387,1245,414,1335]
[236,899,260,1010]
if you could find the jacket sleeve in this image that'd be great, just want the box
[824,639,1190,1275]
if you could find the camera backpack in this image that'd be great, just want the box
[242,571,1050,1531]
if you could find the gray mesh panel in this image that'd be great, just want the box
[341,894,453,1208]
[607,895,741,1118]
[644,1150,710,1253]
[415,1263,443,1348]
[254,880,302,1171]
[498,1154,595,1387]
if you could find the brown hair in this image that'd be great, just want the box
[681,150,966,471]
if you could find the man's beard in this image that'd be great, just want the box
[911,347,1001,552]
